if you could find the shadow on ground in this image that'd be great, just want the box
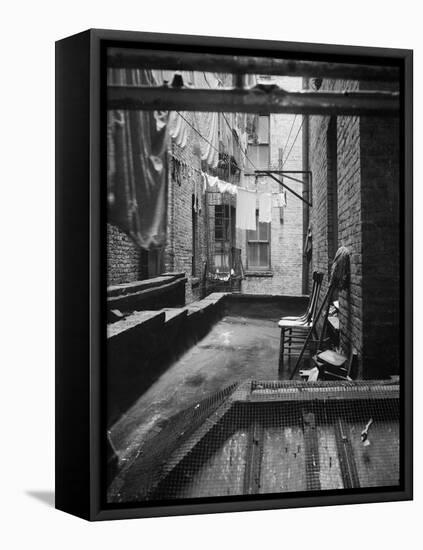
[26,490,55,508]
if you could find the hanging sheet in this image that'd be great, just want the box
[236,188,257,230]
[192,72,220,169]
[107,68,168,250]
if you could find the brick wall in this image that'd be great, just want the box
[107,223,142,286]
[309,78,400,379]
[107,110,210,302]
[309,80,365,374]
[164,117,208,303]
[360,114,400,377]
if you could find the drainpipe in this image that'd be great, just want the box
[302,77,310,295]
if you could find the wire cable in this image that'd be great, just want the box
[176,111,220,156]
[281,114,297,160]
[282,117,305,168]
[202,71,258,173]
[221,112,258,172]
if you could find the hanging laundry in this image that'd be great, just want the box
[205,174,237,196]
[107,67,168,250]
[192,73,220,169]
[206,175,219,189]
[236,188,256,230]
[304,225,313,259]
[276,191,287,208]
[197,175,202,214]
[217,180,237,196]
[201,171,207,193]
[193,175,202,213]
[168,111,189,149]
[258,192,272,223]
[153,110,168,131]
[193,177,197,212]
[172,156,182,186]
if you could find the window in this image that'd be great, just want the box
[214,205,235,271]
[247,144,269,170]
[247,211,271,270]
[247,115,269,170]
[257,115,269,144]
[214,204,230,242]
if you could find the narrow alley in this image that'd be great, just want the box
[105,48,401,504]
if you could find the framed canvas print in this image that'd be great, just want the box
[55,29,413,521]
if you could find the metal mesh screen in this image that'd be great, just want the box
[111,383,238,502]
[112,380,400,503]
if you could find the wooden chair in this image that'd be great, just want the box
[278,272,323,369]
[280,271,323,323]
[313,347,358,381]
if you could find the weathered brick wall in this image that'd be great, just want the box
[164,117,207,303]
[106,109,216,304]
[241,76,304,295]
[107,223,142,285]
[107,120,207,302]
[309,78,400,379]
[360,114,400,377]
[336,111,363,367]
[309,79,364,372]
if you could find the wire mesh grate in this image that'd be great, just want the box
[110,380,400,503]
[111,382,239,502]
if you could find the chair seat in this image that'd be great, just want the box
[278,318,312,328]
[280,315,306,322]
[316,349,347,367]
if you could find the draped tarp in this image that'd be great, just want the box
[157,71,220,169]
[107,68,168,250]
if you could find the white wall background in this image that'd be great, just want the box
[0,1,420,548]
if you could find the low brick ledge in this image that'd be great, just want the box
[225,293,310,302]
[107,272,186,299]
[107,293,228,338]
[107,310,165,339]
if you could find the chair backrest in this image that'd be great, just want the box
[303,273,317,316]
[302,271,321,318]
[307,272,324,323]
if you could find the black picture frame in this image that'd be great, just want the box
[55,28,413,521]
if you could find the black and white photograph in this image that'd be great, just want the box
[104,43,407,506]
[2,0,421,543]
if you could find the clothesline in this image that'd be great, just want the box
[169,152,287,197]
[169,152,287,229]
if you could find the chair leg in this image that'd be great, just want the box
[287,328,293,357]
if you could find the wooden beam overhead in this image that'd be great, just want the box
[107,85,400,116]
[107,47,400,82]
